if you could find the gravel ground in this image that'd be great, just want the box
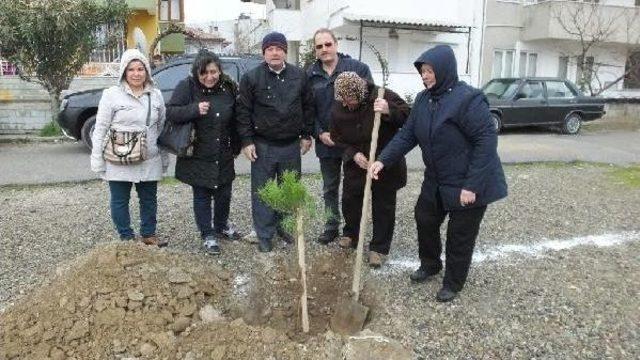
[1,163,639,358]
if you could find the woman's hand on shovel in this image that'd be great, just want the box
[369,161,384,180]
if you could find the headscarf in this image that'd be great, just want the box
[334,71,368,104]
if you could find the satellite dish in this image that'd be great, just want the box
[133,27,148,55]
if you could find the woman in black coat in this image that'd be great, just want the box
[166,49,242,255]
[371,45,508,301]
[330,72,410,268]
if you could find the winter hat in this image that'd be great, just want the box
[262,32,288,53]
[334,71,368,104]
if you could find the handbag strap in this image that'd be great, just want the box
[146,93,151,127]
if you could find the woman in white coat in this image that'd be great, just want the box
[90,49,169,246]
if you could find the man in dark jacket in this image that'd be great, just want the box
[370,45,508,302]
[307,28,373,245]
[237,31,315,252]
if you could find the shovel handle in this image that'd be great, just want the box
[352,87,385,301]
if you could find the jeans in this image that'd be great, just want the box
[192,183,232,239]
[414,190,487,292]
[319,157,342,233]
[251,140,301,242]
[108,181,158,239]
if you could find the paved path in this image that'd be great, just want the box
[1,130,638,185]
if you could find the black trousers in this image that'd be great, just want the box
[342,165,398,255]
[415,191,487,292]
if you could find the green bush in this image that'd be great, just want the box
[39,121,62,137]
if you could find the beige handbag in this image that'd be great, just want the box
[103,94,150,165]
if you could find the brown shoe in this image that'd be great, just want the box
[368,251,385,268]
[338,236,354,248]
[141,235,159,246]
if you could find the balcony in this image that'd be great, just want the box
[522,1,640,45]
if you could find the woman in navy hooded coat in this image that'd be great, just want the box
[370,45,507,302]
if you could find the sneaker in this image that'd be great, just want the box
[141,235,159,246]
[436,287,458,302]
[338,236,354,249]
[215,222,242,241]
[317,229,338,245]
[258,238,273,253]
[203,236,221,255]
[368,251,385,268]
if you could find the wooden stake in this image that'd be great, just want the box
[297,211,310,333]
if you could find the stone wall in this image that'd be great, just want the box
[0,76,116,134]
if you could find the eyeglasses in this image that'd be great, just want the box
[315,42,334,50]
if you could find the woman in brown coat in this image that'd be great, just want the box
[330,72,410,267]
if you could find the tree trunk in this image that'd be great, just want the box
[47,90,62,134]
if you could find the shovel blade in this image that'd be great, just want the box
[330,299,370,335]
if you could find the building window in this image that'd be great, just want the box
[159,0,182,22]
[558,56,569,79]
[492,49,514,78]
[170,0,181,20]
[624,50,640,89]
[518,51,537,77]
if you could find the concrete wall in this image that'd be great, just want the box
[603,101,640,123]
[0,77,116,134]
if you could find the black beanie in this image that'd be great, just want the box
[262,32,287,53]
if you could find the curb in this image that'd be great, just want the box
[0,136,76,145]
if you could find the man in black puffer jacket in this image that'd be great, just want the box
[236,31,315,252]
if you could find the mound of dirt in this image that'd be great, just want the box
[0,243,411,359]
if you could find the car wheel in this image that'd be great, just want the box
[490,113,502,133]
[81,115,96,150]
[562,113,582,135]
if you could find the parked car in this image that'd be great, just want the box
[482,77,606,134]
[57,54,263,149]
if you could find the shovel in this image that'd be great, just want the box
[330,86,385,335]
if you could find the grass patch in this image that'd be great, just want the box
[609,166,640,188]
[160,177,181,186]
[39,121,62,137]
[509,161,611,170]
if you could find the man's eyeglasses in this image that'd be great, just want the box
[315,42,333,50]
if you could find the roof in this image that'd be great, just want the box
[343,13,471,29]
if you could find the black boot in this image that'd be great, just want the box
[317,229,338,244]
[258,238,273,253]
[409,266,439,283]
[277,228,294,244]
[436,287,458,302]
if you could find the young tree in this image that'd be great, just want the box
[258,170,315,333]
[553,2,639,95]
[0,0,129,131]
